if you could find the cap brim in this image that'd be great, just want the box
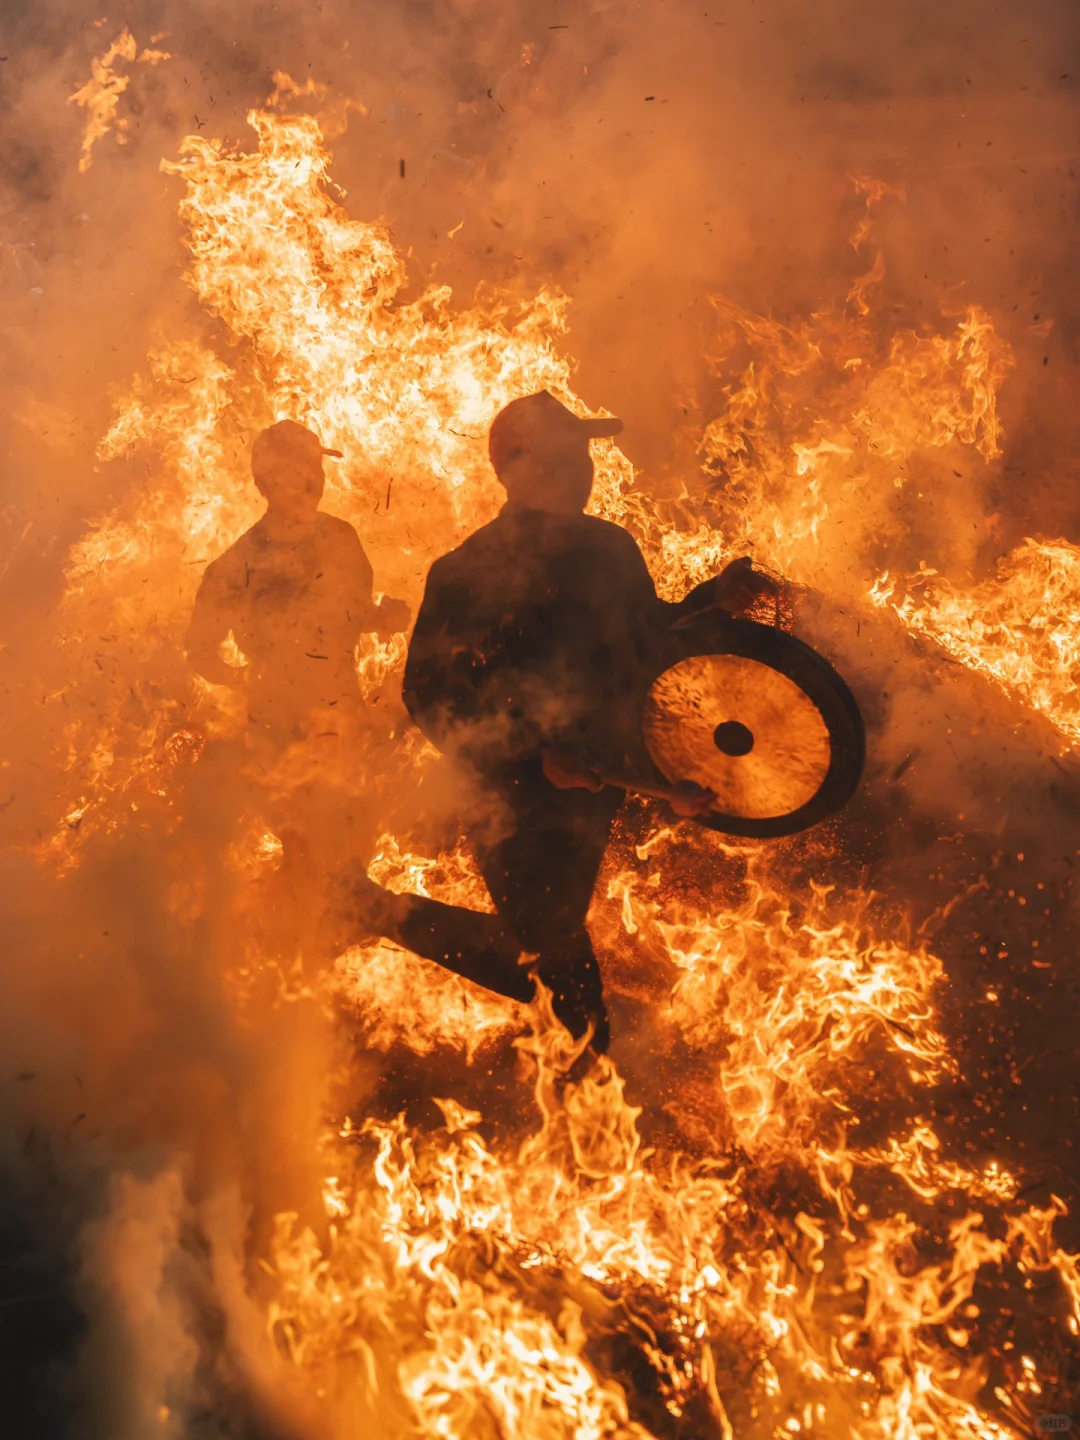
[321,447,344,458]
[579,416,624,439]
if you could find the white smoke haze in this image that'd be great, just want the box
[1,0,1080,1436]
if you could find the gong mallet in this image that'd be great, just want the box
[593,769,718,819]
[540,746,717,818]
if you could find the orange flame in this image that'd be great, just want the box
[69,28,171,173]
[47,95,1080,1434]
[872,539,1080,749]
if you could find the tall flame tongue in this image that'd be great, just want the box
[78,107,639,588]
[53,99,1080,1435]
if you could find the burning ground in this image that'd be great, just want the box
[3,5,1080,1438]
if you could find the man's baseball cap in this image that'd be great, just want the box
[252,419,344,466]
[488,391,623,474]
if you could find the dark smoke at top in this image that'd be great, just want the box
[3,0,1080,487]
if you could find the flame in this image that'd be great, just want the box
[69,28,171,173]
[700,293,1014,594]
[691,217,1080,770]
[871,539,1080,749]
[609,830,952,1161]
[46,94,1080,1435]
[267,963,1076,1437]
[79,107,630,594]
[50,104,712,857]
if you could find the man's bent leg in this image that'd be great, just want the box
[395,894,535,1004]
[328,869,535,1004]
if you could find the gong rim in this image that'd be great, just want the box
[650,616,865,839]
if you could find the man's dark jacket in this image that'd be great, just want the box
[403,503,707,782]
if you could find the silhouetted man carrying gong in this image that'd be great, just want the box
[402,391,771,1053]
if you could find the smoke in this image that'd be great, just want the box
[1,0,1079,1435]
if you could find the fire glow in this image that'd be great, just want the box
[48,68,1080,1440]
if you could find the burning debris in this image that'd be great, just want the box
[68,26,171,173]
[3,13,1080,1440]
[871,541,1080,750]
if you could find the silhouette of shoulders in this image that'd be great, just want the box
[428,505,650,590]
[200,511,372,592]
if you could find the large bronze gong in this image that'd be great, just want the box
[642,616,865,839]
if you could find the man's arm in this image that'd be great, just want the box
[329,519,381,633]
[330,518,410,638]
[598,521,695,625]
[187,560,240,686]
[602,522,777,626]
[402,564,482,750]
